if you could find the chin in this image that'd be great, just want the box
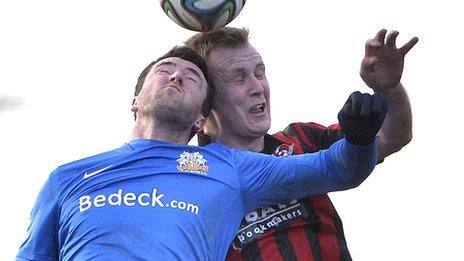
[249,122,271,137]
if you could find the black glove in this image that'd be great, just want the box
[338,91,389,145]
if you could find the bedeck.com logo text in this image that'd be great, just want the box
[79,187,199,215]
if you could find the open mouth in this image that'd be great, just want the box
[249,103,266,114]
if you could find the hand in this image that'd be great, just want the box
[360,29,418,92]
[338,92,389,145]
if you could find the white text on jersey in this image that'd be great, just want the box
[79,187,199,215]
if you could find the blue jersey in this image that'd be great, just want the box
[16,139,376,261]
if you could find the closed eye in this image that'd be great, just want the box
[255,72,265,79]
[154,68,172,75]
[235,76,246,84]
[255,65,266,79]
[187,77,198,84]
[233,70,246,84]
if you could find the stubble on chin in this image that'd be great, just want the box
[149,92,200,131]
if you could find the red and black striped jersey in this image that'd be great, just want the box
[223,122,352,261]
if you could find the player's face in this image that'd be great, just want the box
[208,44,271,138]
[134,57,208,129]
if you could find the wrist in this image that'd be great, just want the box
[373,83,404,97]
[345,135,376,146]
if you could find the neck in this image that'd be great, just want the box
[212,131,265,152]
[131,118,191,145]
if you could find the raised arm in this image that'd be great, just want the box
[360,29,418,160]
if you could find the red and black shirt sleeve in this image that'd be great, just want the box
[280,122,344,151]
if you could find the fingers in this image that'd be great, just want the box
[361,56,378,72]
[340,91,358,117]
[365,29,386,56]
[371,93,383,114]
[365,39,381,56]
[386,30,399,47]
[360,94,372,117]
[339,92,389,145]
[349,91,363,116]
[342,91,363,117]
[341,93,353,116]
[375,29,387,44]
[371,29,418,54]
[399,36,419,55]
[345,92,388,117]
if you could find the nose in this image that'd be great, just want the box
[169,71,183,85]
[249,76,265,97]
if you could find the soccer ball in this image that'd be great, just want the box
[159,0,246,32]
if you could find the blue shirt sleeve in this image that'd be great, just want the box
[16,171,60,261]
[232,139,377,212]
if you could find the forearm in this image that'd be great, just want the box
[375,83,412,160]
[324,139,377,188]
[292,139,377,196]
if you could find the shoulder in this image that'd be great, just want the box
[271,122,343,152]
[281,122,341,136]
[200,142,240,164]
[202,142,228,151]
[52,145,129,181]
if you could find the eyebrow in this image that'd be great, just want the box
[154,61,175,69]
[225,61,265,73]
[155,60,203,80]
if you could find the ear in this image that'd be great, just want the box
[192,114,206,134]
[203,110,219,134]
[131,97,138,113]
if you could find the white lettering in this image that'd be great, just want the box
[138,193,150,206]
[237,233,246,243]
[171,200,178,208]
[77,187,198,215]
[151,188,165,207]
[245,211,259,222]
[108,189,122,206]
[94,195,106,208]
[123,192,136,206]
[186,203,199,214]
[261,207,275,217]
[79,195,91,212]
[178,201,186,210]
[267,219,277,227]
